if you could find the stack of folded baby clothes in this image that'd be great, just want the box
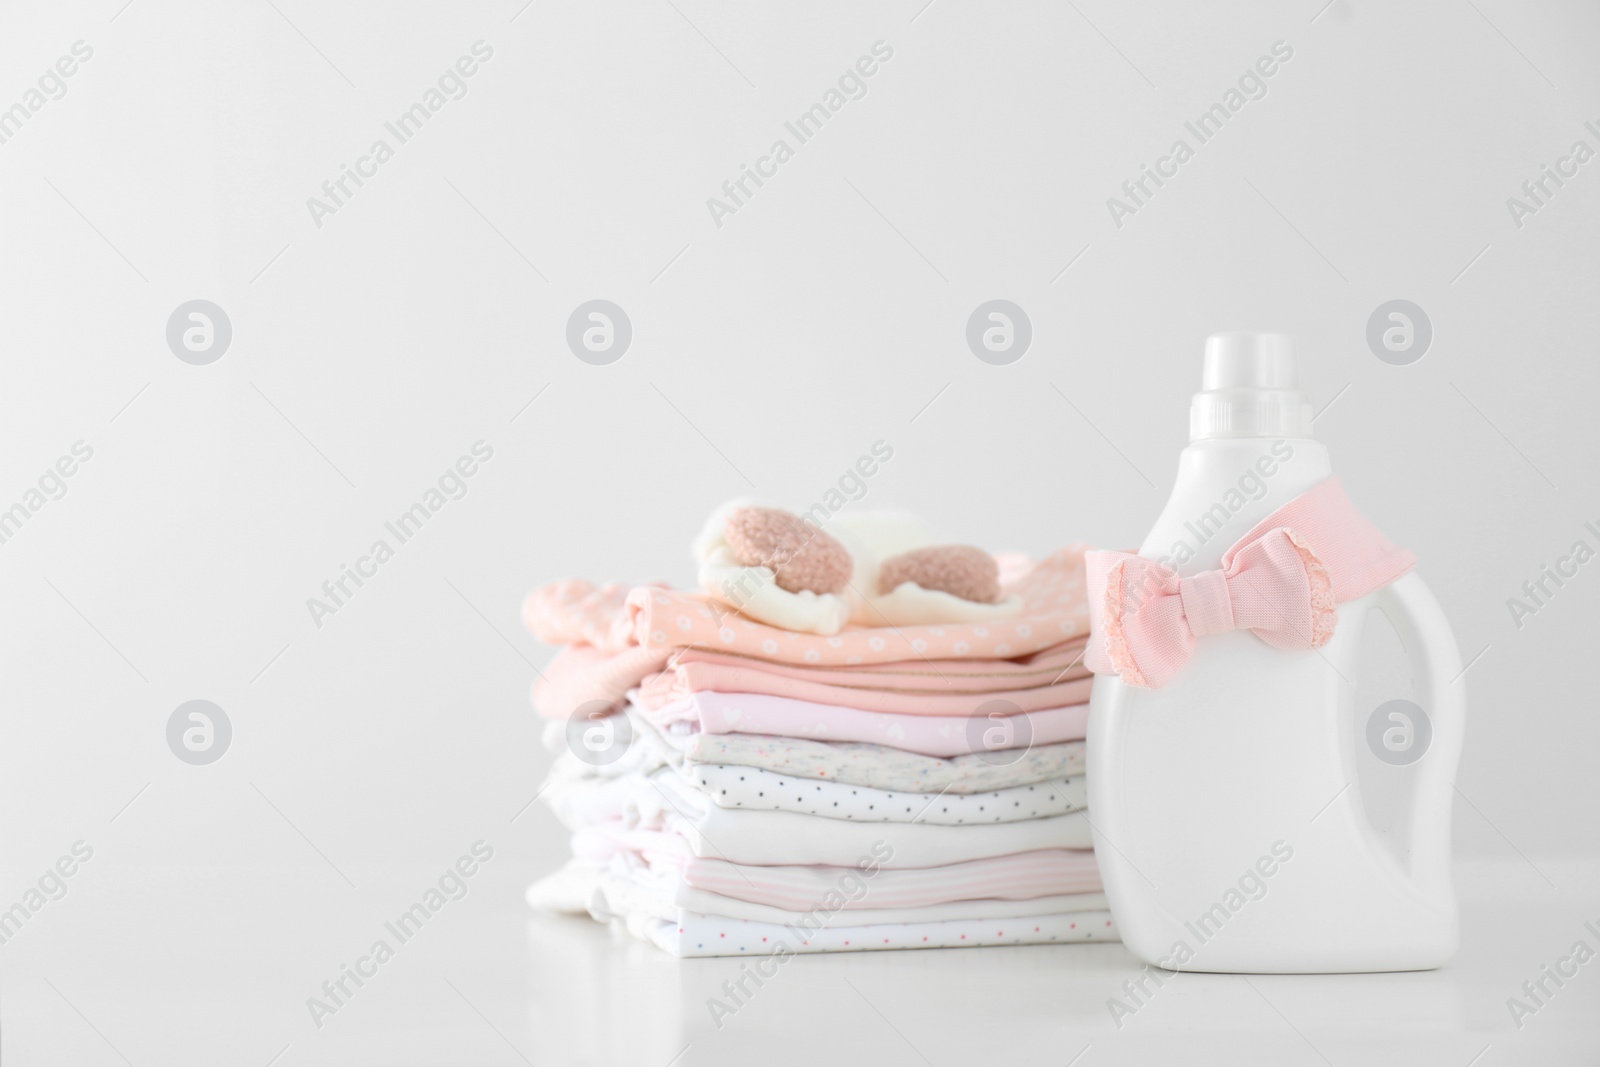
[523,501,1117,957]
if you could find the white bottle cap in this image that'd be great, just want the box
[1189,332,1314,440]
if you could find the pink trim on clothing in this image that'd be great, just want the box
[1283,528,1338,647]
[1099,558,1148,688]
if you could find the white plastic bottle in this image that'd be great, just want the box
[1087,332,1465,973]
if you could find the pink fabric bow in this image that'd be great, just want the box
[1085,478,1415,688]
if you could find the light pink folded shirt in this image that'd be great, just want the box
[634,639,1092,715]
[679,850,1102,911]
[536,643,1091,721]
[636,664,1092,716]
[642,691,1090,755]
[572,827,1100,911]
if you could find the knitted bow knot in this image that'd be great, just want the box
[1085,479,1415,689]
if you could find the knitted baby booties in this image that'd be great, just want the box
[722,506,1004,605]
[695,502,1018,636]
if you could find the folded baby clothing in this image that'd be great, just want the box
[523,541,1093,718]
[601,875,1110,930]
[635,661,1093,715]
[673,849,1105,909]
[684,764,1087,823]
[522,503,1114,956]
[665,731,1088,794]
[567,831,1104,905]
[634,907,1119,958]
[657,637,1094,694]
[546,763,1093,866]
[643,690,1090,757]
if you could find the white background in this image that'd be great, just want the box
[0,0,1597,1063]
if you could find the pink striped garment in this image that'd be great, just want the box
[677,849,1101,912]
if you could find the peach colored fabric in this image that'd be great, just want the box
[532,644,674,720]
[659,639,1089,692]
[523,578,664,654]
[635,662,1093,715]
[626,545,1091,666]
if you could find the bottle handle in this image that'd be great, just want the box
[1369,572,1465,902]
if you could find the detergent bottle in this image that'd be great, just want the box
[1086,332,1465,972]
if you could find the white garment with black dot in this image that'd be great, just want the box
[652,770,1093,867]
[687,764,1085,824]
[642,908,1120,957]
[679,732,1086,795]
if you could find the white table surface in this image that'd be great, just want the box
[3,855,1595,1066]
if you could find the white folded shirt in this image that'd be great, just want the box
[595,867,1108,928]
[631,906,1119,957]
